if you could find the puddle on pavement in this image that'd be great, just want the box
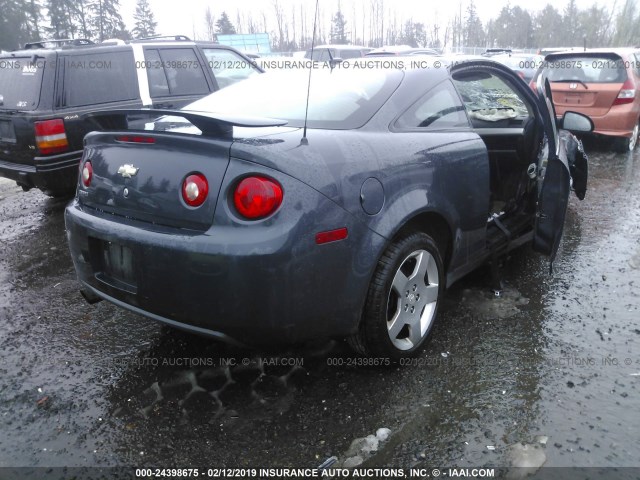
[459,286,530,319]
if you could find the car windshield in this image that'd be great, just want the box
[0,57,44,111]
[544,55,628,83]
[185,68,403,129]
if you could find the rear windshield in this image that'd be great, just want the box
[185,68,403,129]
[0,57,44,110]
[543,55,628,83]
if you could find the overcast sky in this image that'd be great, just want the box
[120,0,609,41]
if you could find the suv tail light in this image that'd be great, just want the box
[81,160,93,188]
[613,79,636,106]
[233,176,283,219]
[182,173,209,207]
[34,119,69,155]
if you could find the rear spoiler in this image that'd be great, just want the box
[83,109,288,137]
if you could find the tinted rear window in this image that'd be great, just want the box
[544,55,628,83]
[64,51,138,107]
[338,50,364,59]
[185,68,403,130]
[145,48,210,97]
[0,57,44,110]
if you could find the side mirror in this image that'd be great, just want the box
[559,111,593,133]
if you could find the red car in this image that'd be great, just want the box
[533,48,640,152]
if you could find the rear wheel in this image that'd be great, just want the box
[349,232,444,359]
[614,121,639,152]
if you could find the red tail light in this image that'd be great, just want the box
[613,79,636,106]
[182,173,209,207]
[233,176,283,219]
[115,135,156,144]
[34,119,69,155]
[81,160,93,188]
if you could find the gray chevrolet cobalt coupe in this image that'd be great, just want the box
[65,58,591,359]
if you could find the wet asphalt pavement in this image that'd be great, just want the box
[0,141,639,478]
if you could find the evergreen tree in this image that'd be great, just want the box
[488,5,532,48]
[25,0,44,41]
[464,1,484,47]
[132,0,157,39]
[398,20,427,48]
[89,0,128,41]
[330,8,348,44]
[46,0,75,39]
[0,0,29,49]
[613,0,640,46]
[215,11,236,35]
[533,5,563,48]
[562,0,580,45]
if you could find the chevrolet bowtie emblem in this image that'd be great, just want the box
[117,164,139,178]
[569,83,578,89]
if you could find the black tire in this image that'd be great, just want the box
[45,188,75,199]
[614,121,639,153]
[349,232,444,359]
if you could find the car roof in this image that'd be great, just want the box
[492,52,542,58]
[309,44,370,50]
[545,48,637,59]
[7,36,228,54]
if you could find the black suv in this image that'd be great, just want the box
[0,36,261,196]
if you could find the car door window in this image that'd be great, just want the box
[146,48,209,97]
[452,71,531,126]
[202,48,260,90]
[339,49,364,60]
[64,51,138,107]
[145,49,169,97]
[395,81,469,129]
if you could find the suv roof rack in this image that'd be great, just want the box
[481,48,513,57]
[131,35,192,43]
[23,38,95,50]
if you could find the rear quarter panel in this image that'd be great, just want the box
[230,127,489,276]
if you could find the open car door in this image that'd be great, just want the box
[532,75,589,266]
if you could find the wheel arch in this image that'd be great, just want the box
[391,211,454,271]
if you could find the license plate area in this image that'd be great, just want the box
[89,238,138,294]
[0,120,16,143]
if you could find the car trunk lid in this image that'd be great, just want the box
[551,82,623,116]
[77,109,287,231]
[79,133,232,230]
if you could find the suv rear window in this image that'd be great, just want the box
[0,57,44,111]
[544,55,628,83]
[64,51,138,107]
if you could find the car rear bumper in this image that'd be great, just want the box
[0,149,81,194]
[65,194,383,345]
[556,104,639,138]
